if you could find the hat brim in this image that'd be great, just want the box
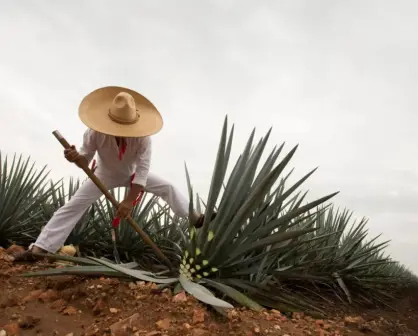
[79,86,163,137]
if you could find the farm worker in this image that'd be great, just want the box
[14,86,209,261]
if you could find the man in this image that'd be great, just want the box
[14,86,206,261]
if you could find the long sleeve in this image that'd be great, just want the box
[132,136,152,187]
[78,129,97,164]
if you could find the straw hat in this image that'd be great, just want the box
[79,86,163,137]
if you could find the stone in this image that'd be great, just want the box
[109,313,141,336]
[39,289,59,303]
[93,299,106,315]
[265,313,275,321]
[50,299,66,311]
[344,316,365,327]
[150,283,158,289]
[6,245,25,255]
[172,291,188,303]
[227,309,239,319]
[192,328,210,336]
[18,315,40,329]
[84,297,95,309]
[85,324,100,336]
[155,318,171,330]
[23,289,43,303]
[62,306,78,316]
[193,309,205,324]
[3,323,20,335]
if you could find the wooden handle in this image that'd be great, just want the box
[52,130,174,270]
[53,131,71,149]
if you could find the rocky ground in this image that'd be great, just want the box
[1,246,417,336]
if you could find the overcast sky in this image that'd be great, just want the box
[0,0,417,273]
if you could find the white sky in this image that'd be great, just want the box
[1,0,417,273]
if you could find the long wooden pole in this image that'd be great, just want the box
[52,130,174,271]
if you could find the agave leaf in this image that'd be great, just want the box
[275,168,318,207]
[344,242,390,270]
[173,282,184,295]
[89,257,178,284]
[256,193,338,238]
[179,274,233,308]
[21,265,127,278]
[120,261,140,269]
[198,283,229,316]
[252,143,285,188]
[184,163,194,219]
[0,153,56,247]
[31,253,101,266]
[333,272,352,303]
[198,115,230,243]
[204,128,257,253]
[209,146,301,263]
[184,163,197,260]
[227,228,317,262]
[202,278,263,311]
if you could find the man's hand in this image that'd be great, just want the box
[114,184,145,219]
[64,145,88,168]
[116,199,134,219]
[64,145,80,163]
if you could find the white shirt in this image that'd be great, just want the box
[78,128,152,187]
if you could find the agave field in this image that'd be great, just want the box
[0,116,417,317]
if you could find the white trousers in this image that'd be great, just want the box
[33,172,189,253]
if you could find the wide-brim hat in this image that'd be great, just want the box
[79,86,163,137]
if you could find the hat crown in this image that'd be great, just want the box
[109,92,139,124]
[79,85,163,137]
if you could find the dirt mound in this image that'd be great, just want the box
[0,248,417,335]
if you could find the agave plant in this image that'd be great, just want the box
[93,187,185,269]
[23,116,342,314]
[0,152,58,247]
[271,207,418,309]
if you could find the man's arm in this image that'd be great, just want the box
[76,129,97,168]
[128,136,152,197]
[116,137,151,218]
[125,183,145,203]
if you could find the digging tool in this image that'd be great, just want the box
[52,130,174,271]
[110,190,144,264]
[110,226,121,264]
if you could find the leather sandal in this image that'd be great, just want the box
[12,247,48,263]
[12,249,38,262]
